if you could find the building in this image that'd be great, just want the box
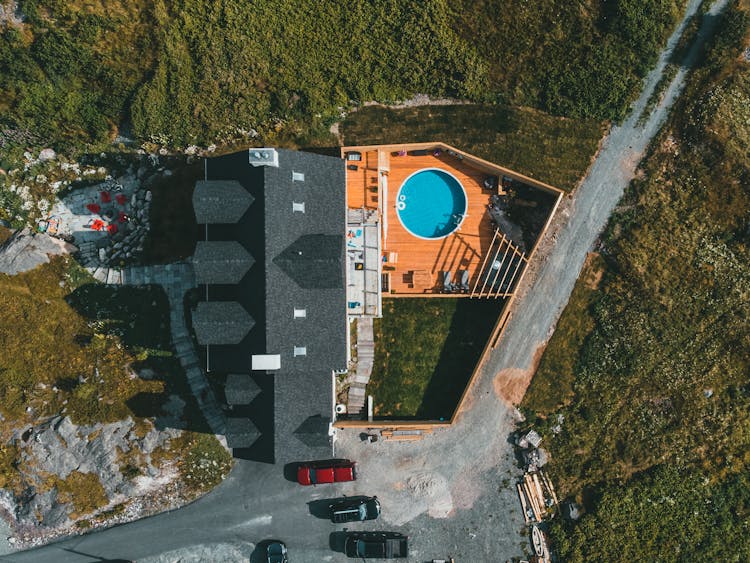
[192,148,347,463]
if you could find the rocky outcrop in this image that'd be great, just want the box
[0,228,75,275]
[3,415,181,534]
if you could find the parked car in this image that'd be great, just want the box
[330,496,381,523]
[344,532,408,559]
[297,460,356,486]
[266,540,288,563]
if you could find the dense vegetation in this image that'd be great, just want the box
[341,105,604,191]
[522,2,750,560]
[0,0,685,161]
[368,298,503,419]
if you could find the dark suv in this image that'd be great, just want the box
[330,496,381,523]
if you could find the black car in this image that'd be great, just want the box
[330,496,381,523]
[266,540,288,563]
[344,532,408,559]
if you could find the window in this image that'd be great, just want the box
[294,308,307,318]
[292,171,305,182]
[292,201,305,213]
[294,346,307,357]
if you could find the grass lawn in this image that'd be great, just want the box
[341,104,605,191]
[367,298,504,420]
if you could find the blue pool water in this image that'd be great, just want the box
[396,168,467,239]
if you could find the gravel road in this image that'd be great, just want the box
[1,0,729,561]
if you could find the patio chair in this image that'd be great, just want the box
[458,269,470,292]
[442,271,455,293]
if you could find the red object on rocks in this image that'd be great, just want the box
[115,194,127,206]
[100,191,112,203]
[86,203,101,214]
[91,219,105,231]
[117,211,128,223]
[107,223,118,234]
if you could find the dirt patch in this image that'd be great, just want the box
[493,343,546,405]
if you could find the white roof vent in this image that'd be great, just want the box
[294,346,307,357]
[292,201,305,213]
[251,354,281,370]
[248,148,279,168]
[293,308,307,318]
[292,171,305,182]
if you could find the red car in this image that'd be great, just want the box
[297,460,356,486]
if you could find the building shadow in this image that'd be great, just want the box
[415,298,506,419]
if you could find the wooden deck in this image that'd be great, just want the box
[346,149,497,295]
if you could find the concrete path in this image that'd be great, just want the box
[2,1,727,560]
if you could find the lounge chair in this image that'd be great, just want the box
[442,271,455,293]
[458,269,470,292]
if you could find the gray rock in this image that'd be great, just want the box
[0,229,76,275]
[145,190,152,202]
[38,148,56,161]
[98,248,107,262]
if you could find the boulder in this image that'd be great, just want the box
[38,148,56,162]
[0,229,76,275]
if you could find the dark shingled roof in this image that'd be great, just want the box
[273,234,343,289]
[193,180,254,224]
[226,417,261,448]
[193,301,255,345]
[202,148,347,463]
[225,374,262,405]
[193,241,255,285]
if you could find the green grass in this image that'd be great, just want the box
[523,254,605,415]
[341,105,605,191]
[367,298,504,419]
[521,3,750,559]
[1,0,684,168]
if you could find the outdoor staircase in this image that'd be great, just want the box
[347,317,375,417]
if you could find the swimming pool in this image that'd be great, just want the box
[396,168,467,239]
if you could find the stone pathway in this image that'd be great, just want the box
[347,317,374,416]
[86,261,226,436]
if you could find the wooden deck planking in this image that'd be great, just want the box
[347,150,496,295]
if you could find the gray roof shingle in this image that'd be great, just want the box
[193,301,255,345]
[272,234,343,289]
[225,374,262,405]
[193,241,255,285]
[226,417,261,448]
[193,180,254,224]
[202,148,347,462]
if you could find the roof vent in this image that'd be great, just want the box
[294,346,307,357]
[292,201,305,213]
[292,171,305,182]
[293,308,307,318]
[248,148,279,168]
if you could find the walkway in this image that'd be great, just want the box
[346,317,375,415]
[86,262,226,436]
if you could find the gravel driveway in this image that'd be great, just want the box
[2,0,728,560]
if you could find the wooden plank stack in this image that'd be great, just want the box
[516,470,559,524]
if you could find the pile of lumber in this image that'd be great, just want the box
[516,470,559,524]
[380,428,433,441]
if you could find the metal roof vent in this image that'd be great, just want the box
[248,148,279,168]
